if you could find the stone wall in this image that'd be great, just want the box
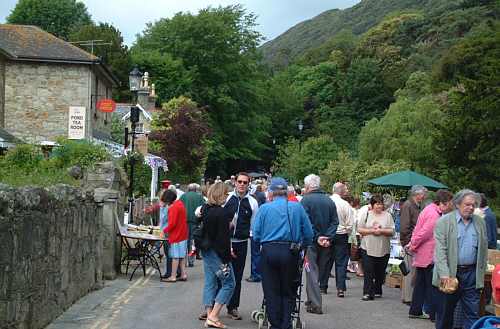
[4,62,89,143]
[3,61,112,143]
[0,184,105,329]
[0,57,5,128]
[92,70,113,134]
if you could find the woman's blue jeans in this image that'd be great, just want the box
[202,249,235,308]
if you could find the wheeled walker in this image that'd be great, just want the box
[251,250,306,329]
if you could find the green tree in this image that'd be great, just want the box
[358,72,445,176]
[132,6,270,175]
[272,135,340,184]
[341,57,393,122]
[290,58,391,148]
[355,13,425,91]
[110,113,125,144]
[131,50,194,105]
[69,23,132,101]
[321,151,411,196]
[7,0,92,40]
[433,25,500,197]
[299,30,358,67]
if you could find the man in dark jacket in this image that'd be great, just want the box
[180,183,205,266]
[224,172,259,320]
[400,185,427,304]
[479,193,497,249]
[247,182,267,283]
[301,174,339,314]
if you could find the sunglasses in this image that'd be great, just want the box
[237,180,249,185]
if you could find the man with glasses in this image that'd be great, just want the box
[224,172,259,320]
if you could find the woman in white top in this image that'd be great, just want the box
[357,194,395,301]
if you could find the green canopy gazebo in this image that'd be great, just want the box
[367,170,447,190]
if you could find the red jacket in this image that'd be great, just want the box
[163,200,188,244]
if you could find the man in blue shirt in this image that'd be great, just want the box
[252,177,313,329]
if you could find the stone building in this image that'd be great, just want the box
[0,24,119,143]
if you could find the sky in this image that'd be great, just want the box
[0,0,359,46]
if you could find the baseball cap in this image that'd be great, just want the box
[268,177,288,192]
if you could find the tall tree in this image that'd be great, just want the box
[132,5,269,175]
[272,135,340,184]
[7,0,92,40]
[358,71,445,175]
[434,24,500,197]
[69,23,132,101]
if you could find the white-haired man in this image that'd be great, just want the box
[433,190,487,329]
[400,185,428,304]
[328,182,354,298]
[300,174,339,314]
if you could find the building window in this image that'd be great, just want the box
[135,123,144,133]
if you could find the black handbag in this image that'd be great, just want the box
[399,258,410,276]
[193,205,211,251]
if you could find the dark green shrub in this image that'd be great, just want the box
[51,138,110,169]
[3,144,43,169]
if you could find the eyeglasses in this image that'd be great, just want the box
[237,180,249,185]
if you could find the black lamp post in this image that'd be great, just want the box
[127,66,142,223]
[298,120,304,151]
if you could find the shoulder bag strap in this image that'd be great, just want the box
[285,200,295,242]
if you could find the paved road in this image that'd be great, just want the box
[47,257,434,329]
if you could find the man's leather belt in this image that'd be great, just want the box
[457,264,476,272]
[262,241,292,245]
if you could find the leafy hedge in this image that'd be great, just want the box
[0,139,110,187]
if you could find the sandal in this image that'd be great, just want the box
[161,277,177,283]
[205,318,227,328]
[178,275,188,282]
[198,312,207,321]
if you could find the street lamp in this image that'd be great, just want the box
[127,66,143,224]
[298,120,304,134]
[129,66,142,92]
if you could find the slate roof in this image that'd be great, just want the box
[0,24,99,63]
[0,24,119,86]
[0,128,23,148]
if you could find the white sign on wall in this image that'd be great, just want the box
[68,106,86,139]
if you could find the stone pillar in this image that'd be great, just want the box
[94,188,120,280]
[0,58,5,128]
[137,88,156,112]
[85,162,127,279]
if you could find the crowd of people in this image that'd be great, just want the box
[150,172,497,329]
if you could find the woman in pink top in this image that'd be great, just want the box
[407,190,453,320]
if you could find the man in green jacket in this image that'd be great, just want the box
[180,183,205,267]
[433,189,487,329]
